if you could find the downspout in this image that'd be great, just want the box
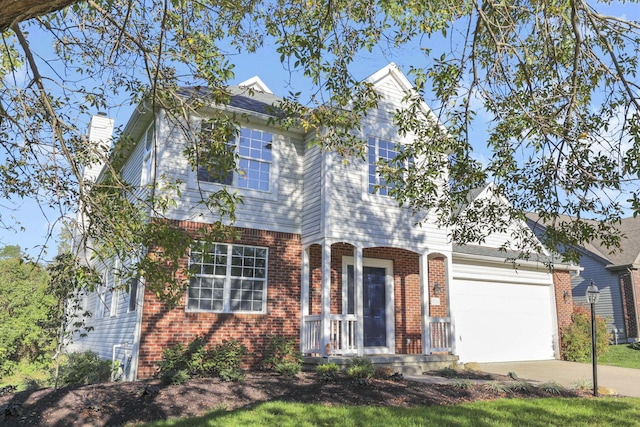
[129,277,146,381]
[111,342,130,381]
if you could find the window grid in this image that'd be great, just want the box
[187,243,268,313]
[141,125,154,186]
[198,125,272,192]
[368,137,401,196]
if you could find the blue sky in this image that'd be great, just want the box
[1,2,637,261]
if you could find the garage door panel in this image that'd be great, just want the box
[450,276,555,364]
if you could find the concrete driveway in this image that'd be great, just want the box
[477,360,640,398]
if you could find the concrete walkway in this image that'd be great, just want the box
[477,360,640,398]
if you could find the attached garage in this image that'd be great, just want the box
[450,256,558,364]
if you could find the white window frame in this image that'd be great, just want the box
[366,136,406,197]
[95,270,108,319]
[186,242,268,314]
[127,277,139,313]
[190,121,279,201]
[109,261,121,317]
[140,124,155,186]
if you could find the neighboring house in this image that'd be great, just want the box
[528,213,640,344]
[68,64,576,381]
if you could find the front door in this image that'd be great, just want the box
[363,266,387,347]
[344,257,394,354]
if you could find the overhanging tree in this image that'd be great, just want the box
[1,0,639,301]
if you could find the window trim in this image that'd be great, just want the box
[363,136,409,206]
[95,270,108,319]
[189,122,280,201]
[140,123,155,186]
[127,277,139,313]
[186,242,269,314]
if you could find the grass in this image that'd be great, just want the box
[143,398,640,426]
[599,344,640,369]
[0,361,50,390]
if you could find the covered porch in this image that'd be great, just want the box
[299,240,455,364]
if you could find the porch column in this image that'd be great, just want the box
[321,240,332,356]
[354,245,364,356]
[420,252,430,354]
[300,245,310,351]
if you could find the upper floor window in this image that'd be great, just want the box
[140,124,154,186]
[187,242,268,313]
[197,126,273,192]
[368,137,402,196]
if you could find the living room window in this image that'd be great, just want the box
[367,137,403,196]
[187,242,268,313]
[197,125,273,192]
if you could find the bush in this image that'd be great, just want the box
[562,306,610,363]
[316,362,340,382]
[157,337,247,384]
[346,357,375,379]
[55,351,111,386]
[209,340,247,381]
[261,335,302,377]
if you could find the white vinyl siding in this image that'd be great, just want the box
[163,119,304,235]
[302,145,322,240]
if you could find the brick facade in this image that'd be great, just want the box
[553,270,574,356]
[620,271,640,340]
[137,222,302,379]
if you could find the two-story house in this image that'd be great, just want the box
[68,64,576,381]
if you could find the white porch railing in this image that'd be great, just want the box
[302,314,358,355]
[428,317,454,353]
[303,315,454,355]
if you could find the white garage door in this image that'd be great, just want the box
[450,262,556,364]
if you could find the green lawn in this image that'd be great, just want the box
[599,344,640,369]
[144,398,640,427]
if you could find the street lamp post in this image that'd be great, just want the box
[586,280,601,397]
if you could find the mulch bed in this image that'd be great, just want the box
[0,371,589,426]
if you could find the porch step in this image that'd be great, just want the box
[303,354,459,375]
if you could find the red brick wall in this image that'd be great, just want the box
[309,244,322,315]
[553,270,573,357]
[428,256,448,318]
[137,223,301,379]
[621,271,640,339]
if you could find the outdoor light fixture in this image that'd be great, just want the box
[433,282,441,294]
[563,290,571,303]
[586,280,601,397]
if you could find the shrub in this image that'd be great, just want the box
[562,306,610,363]
[452,379,472,390]
[157,337,247,383]
[160,369,190,385]
[209,340,247,381]
[262,335,302,377]
[316,362,340,382]
[539,381,564,395]
[316,362,340,375]
[630,341,640,350]
[346,357,375,379]
[55,351,111,386]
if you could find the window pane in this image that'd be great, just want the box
[188,242,267,313]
